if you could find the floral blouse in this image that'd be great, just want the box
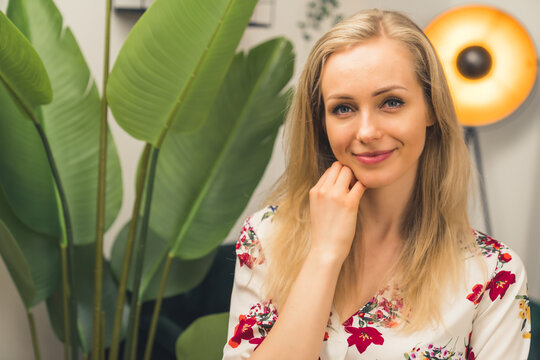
[223,206,531,359]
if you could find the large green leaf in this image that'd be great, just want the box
[1,0,123,244]
[0,3,58,236]
[0,9,51,117]
[0,188,60,310]
[0,82,60,236]
[46,244,126,354]
[107,0,258,146]
[110,221,217,302]
[175,312,229,360]
[148,37,294,260]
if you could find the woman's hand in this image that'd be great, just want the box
[247,162,364,360]
[309,162,365,264]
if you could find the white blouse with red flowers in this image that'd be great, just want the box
[222,206,531,359]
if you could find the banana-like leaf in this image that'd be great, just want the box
[148,37,294,260]
[0,9,51,118]
[110,221,217,302]
[5,0,30,37]
[175,312,229,360]
[1,0,123,244]
[107,0,258,146]
[0,188,60,310]
[0,82,60,236]
[46,244,126,354]
[0,3,58,236]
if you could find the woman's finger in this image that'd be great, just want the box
[335,165,355,191]
[348,179,366,201]
[316,161,342,189]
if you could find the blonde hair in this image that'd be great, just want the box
[264,9,475,331]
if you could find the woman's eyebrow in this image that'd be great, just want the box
[326,85,408,101]
[372,85,407,97]
[326,94,354,101]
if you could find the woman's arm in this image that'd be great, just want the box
[250,162,365,359]
[249,249,343,359]
[467,246,530,359]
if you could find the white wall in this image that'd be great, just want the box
[0,0,538,357]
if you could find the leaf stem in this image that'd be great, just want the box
[60,243,70,360]
[100,311,105,360]
[34,122,78,359]
[128,303,142,360]
[138,247,168,302]
[109,143,152,360]
[124,147,160,360]
[27,311,41,360]
[143,253,173,360]
[92,0,112,356]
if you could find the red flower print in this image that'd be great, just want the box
[228,315,257,348]
[380,299,391,312]
[465,331,476,359]
[235,217,265,268]
[482,237,502,250]
[248,337,264,350]
[238,253,254,268]
[323,331,329,341]
[466,283,486,305]
[343,316,353,327]
[345,326,384,354]
[488,270,516,301]
[498,252,512,263]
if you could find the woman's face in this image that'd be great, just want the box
[321,36,432,190]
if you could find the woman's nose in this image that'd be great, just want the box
[355,112,382,144]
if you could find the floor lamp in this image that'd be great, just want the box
[425,4,538,235]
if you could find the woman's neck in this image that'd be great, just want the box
[357,171,416,249]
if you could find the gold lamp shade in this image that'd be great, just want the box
[425,5,537,126]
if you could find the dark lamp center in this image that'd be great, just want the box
[456,46,492,79]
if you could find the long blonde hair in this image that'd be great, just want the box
[264,9,475,331]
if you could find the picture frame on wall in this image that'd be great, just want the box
[114,0,275,27]
[114,0,152,10]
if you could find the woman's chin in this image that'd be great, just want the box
[355,174,394,190]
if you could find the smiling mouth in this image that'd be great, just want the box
[354,149,395,164]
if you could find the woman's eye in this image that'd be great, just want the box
[382,98,404,109]
[332,104,353,115]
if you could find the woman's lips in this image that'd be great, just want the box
[355,149,395,165]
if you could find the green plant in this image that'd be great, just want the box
[176,312,229,360]
[1,0,123,358]
[0,10,56,360]
[0,0,294,359]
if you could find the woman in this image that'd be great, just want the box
[223,9,530,359]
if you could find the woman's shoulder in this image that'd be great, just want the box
[245,205,279,231]
[471,230,525,271]
[466,230,527,295]
[235,205,279,269]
